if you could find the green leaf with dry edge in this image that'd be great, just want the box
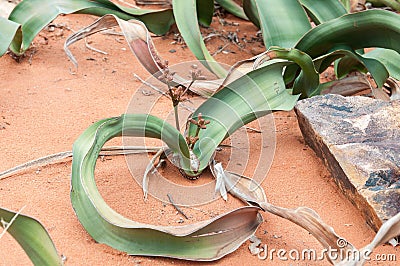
[295,9,400,60]
[243,0,260,28]
[71,114,263,260]
[312,46,389,88]
[254,0,311,48]
[4,0,173,56]
[187,62,299,174]
[336,50,389,88]
[172,0,227,78]
[294,9,400,87]
[364,48,400,81]
[299,0,347,24]
[64,14,219,97]
[337,48,400,82]
[215,0,248,20]
[0,207,62,266]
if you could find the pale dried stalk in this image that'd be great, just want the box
[0,146,160,180]
[142,147,166,200]
[215,168,400,265]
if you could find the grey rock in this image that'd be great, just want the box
[295,94,400,231]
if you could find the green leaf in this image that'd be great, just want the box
[215,0,248,20]
[368,0,400,11]
[0,17,20,55]
[243,0,260,28]
[254,0,311,48]
[336,50,389,88]
[172,0,227,77]
[0,207,62,266]
[313,46,389,88]
[5,0,174,56]
[188,62,299,172]
[295,9,400,59]
[364,48,400,81]
[71,114,263,260]
[196,0,214,27]
[337,48,400,82]
[269,47,319,98]
[295,9,400,88]
[299,0,347,24]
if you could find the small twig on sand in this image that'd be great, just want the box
[133,73,195,112]
[85,39,108,55]
[167,194,189,220]
[134,73,169,97]
[245,126,262,133]
[212,43,230,56]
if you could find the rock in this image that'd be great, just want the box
[295,94,400,231]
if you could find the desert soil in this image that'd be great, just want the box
[0,4,399,266]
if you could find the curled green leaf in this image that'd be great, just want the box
[71,114,263,260]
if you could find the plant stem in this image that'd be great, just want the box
[174,105,180,130]
[181,79,195,96]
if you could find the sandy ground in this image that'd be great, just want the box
[0,7,399,266]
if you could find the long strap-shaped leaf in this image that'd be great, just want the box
[243,0,260,28]
[295,9,400,59]
[215,0,248,20]
[299,0,347,24]
[0,207,62,266]
[187,62,299,173]
[71,114,263,260]
[172,0,227,78]
[5,0,174,56]
[363,48,400,81]
[315,46,389,88]
[0,17,20,55]
[336,48,400,81]
[254,0,311,48]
